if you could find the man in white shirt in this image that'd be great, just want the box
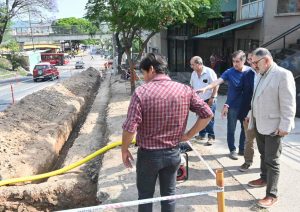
[190,56,218,145]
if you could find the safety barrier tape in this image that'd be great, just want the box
[186,140,216,178]
[58,140,223,211]
[58,188,224,212]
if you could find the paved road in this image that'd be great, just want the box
[0,55,106,111]
[186,95,300,211]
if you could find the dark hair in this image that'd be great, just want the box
[231,50,246,62]
[140,53,168,74]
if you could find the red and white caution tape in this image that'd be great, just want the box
[186,140,216,178]
[58,188,223,212]
[58,140,222,212]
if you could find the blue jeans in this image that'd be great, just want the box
[199,100,216,139]
[136,147,181,212]
[227,108,245,152]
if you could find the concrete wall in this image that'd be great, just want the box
[236,0,300,50]
[147,30,168,58]
[262,0,300,50]
[234,21,263,48]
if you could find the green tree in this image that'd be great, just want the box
[4,40,21,71]
[52,17,100,51]
[0,0,57,44]
[51,17,98,36]
[86,0,220,93]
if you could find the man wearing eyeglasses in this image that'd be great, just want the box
[190,56,218,146]
[198,50,251,160]
[248,48,296,208]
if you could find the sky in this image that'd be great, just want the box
[56,0,89,19]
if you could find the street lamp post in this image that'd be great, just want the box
[28,8,35,50]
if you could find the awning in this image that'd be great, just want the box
[193,19,261,39]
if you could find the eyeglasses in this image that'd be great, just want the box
[252,57,265,65]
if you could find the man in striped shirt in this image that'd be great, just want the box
[122,53,213,212]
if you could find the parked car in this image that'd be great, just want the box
[75,61,85,69]
[33,62,59,82]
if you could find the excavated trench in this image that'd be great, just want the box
[0,68,111,211]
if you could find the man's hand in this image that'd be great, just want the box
[196,87,207,94]
[207,98,214,106]
[244,117,250,123]
[221,106,228,119]
[274,129,289,137]
[122,149,134,168]
[180,134,190,142]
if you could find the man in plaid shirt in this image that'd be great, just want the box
[122,53,213,212]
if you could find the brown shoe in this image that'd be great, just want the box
[257,196,278,208]
[248,178,266,188]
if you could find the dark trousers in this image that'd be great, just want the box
[136,147,181,212]
[254,126,282,197]
[227,107,245,152]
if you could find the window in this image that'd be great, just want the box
[242,0,258,4]
[277,0,300,13]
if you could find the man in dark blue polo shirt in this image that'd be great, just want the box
[198,50,251,160]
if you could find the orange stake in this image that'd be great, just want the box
[10,83,15,104]
[216,169,225,212]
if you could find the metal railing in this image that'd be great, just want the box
[261,23,300,49]
[11,25,101,36]
[241,0,264,20]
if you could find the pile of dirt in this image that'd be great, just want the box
[0,68,100,181]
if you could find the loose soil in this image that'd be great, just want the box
[0,68,110,211]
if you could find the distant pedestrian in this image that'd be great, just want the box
[199,50,251,160]
[91,55,94,60]
[248,48,296,208]
[122,53,213,212]
[190,56,218,145]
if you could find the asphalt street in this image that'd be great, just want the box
[0,55,106,111]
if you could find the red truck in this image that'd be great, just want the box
[33,62,60,82]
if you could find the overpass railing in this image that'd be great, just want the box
[11,25,103,36]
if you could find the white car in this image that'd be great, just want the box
[75,61,85,69]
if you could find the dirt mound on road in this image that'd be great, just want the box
[0,68,100,181]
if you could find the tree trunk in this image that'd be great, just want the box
[125,48,135,94]
[115,32,125,74]
[0,17,9,44]
[117,49,124,74]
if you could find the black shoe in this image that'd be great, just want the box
[239,163,251,172]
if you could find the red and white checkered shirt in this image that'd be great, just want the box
[122,74,213,149]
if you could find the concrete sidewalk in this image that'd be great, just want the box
[97,75,300,211]
[185,95,300,212]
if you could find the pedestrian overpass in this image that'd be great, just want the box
[11,25,111,43]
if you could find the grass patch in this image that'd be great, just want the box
[0,57,29,80]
